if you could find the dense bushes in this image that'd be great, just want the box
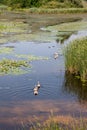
[0,0,83,8]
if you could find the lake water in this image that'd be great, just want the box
[0,13,87,129]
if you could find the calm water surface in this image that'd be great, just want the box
[0,25,87,129]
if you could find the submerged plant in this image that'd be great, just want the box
[64,37,87,82]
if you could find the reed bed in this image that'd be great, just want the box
[64,37,87,82]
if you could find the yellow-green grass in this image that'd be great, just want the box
[16,8,87,14]
[0,21,28,33]
[0,47,13,54]
[30,122,87,130]
[29,114,87,130]
[46,21,87,32]
[0,24,6,31]
[64,37,87,82]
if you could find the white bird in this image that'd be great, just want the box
[54,52,58,59]
[34,90,38,95]
[33,85,38,91]
[37,81,41,88]
[33,85,38,95]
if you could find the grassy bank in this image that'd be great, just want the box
[64,37,87,83]
[1,6,87,14]
[28,114,87,130]
[30,121,87,130]
[16,7,87,14]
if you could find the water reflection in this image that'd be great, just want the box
[64,72,87,102]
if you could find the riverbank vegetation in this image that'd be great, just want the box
[30,121,87,130]
[0,0,87,14]
[29,113,87,130]
[0,0,83,9]
[0,1,87,14]
[17,8,87,14]
[64,37,87,83]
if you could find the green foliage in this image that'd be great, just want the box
[21,8,87,14]
[0,24,6,31]
[0,47,13,54]
[64,37,87,82]
[0,59,30,75]
[0,0,83,8]
[30,113,87,130]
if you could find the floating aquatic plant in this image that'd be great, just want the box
[46,21,87,32]
[15,54,49,61]
[0,47,14,54]
[0,54,49,75]
[0,59,31,75]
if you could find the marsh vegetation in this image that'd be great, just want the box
[0,6,87,130]
[30,116,87,130]
[64,37,87,83]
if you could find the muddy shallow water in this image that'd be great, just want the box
[0,12,87,129]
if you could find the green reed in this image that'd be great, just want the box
[64,37,87,82]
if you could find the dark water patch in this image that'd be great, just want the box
[64,72,87,102]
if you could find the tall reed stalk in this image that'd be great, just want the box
[64,37,87,82]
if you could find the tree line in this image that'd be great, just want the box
[0,0,83,8]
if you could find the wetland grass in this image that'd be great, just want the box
[64,37,87,82]
[29,114,87,130]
